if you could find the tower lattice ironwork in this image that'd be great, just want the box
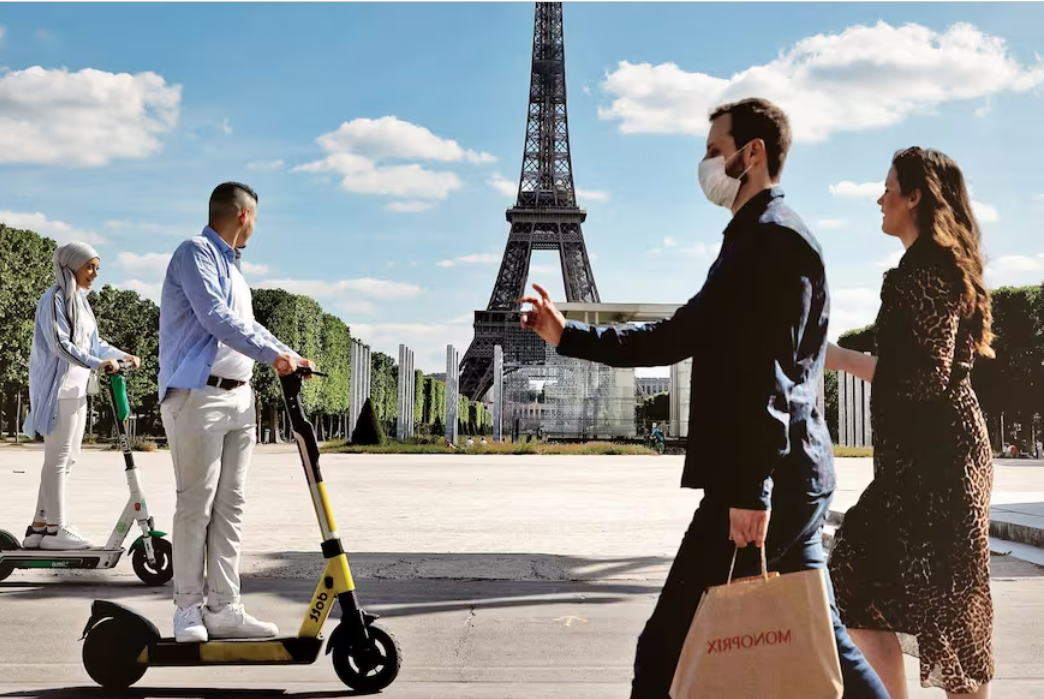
[459,1,600,401]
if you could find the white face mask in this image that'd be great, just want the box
[698,144,753,209]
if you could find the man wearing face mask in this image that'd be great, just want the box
[521,99,888,698]
[159,182,317,644]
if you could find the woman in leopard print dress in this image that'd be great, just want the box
[826,147,994,698]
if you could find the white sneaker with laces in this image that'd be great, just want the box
[22,526,46,549]
[39,525,92,550]
[204,603,279,639]
[174,605,208,643]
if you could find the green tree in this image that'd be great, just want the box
[316,313,351,439]
[823,369,839,441]
[251,288,298,441]
[350,397,384,445]
[0,224,57,437]
[88,284,161,435]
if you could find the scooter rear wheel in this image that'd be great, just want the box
[0,535,17,582]
[132,537,173,586]
[83,617,148,689]
[331,623,402,692]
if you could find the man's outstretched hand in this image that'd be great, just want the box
[520,283,567,347]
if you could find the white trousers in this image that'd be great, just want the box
[162,385,256,608]
[34,396,88,526]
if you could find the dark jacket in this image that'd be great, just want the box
[557,187,835,510]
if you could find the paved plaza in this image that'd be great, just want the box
[1,445,1043,697]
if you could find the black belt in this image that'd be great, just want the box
[207,375,248,391]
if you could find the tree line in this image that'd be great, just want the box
[826,284,1044,452]
[0,223,491,444]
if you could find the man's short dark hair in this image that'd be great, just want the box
[209,182,258,223]
[709,98,792,180]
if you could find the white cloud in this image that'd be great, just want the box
[119,279,162,303]
[651,237,720,258]
[830,287,881,340]
[975,96,992,118]
[105,220,165,232]
[294,116,492,206]
[816,219,849,230]
[1035,194,1044,202]
[339,300,376,315]
[876,249,905,269]
[116,251,171,277]
[0,210,106,245]
[222,118,232,136]
[240,261,269,276]
[294,152,462,200]
[255,277,422,300]
[971,199,999,223]
[680,241,721,258]
[0,26,5,43]
[830,181,883,199]
[246,159,284,171]
[0,66,181,166]
[113,252,171,301]
[989,253,1044,274]
[489,172,518,197]
[576,189,610,203]
[349,320,476,374]
[985,252,1044,287]
[599,22,1043,143]
[386,200,434,213]
[436,253,500,268]
[830,183,997,223]
[315,116,495,164]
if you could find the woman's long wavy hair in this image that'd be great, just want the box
[892,147,994,358]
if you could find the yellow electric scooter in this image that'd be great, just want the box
[78,366,401,692]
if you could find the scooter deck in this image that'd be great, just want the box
[0,549,122,569]
[144,636,323,666]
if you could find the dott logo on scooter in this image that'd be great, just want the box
[706,629,792,654]
[310,592,329,623]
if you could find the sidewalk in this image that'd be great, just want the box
[828,458,1044,567]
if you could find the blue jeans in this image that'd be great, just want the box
[630,490,888,699]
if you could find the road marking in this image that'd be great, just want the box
[553,615,588,627]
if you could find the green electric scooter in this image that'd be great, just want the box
[0,360,173,585]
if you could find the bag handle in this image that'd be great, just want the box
[726,544,770,585]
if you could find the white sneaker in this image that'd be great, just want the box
[204,603,279,639]
[174,605,208,643]
[22,526,46,549]
[39,525,92,550]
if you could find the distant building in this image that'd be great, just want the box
[637,377,670,399]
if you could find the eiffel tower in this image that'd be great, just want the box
[458,1,600,401]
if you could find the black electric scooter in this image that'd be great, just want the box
[79,366,400,692]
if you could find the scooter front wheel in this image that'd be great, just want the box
[83,617,148,689]
[132,537,173,586]
[330,623,402,693]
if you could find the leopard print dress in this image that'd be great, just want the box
[828,238,994,693]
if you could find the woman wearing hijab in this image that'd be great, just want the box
[22,242,140,551]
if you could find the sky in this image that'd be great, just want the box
[1,2,1043,376]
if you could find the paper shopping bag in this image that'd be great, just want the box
[669,547,843,699]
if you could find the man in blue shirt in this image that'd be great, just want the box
[159,182,315,643]
[521,99,888,698]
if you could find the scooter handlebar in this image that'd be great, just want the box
[103,359,135,375]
